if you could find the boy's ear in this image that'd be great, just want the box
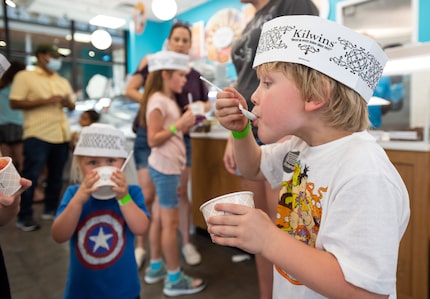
[304,97,326,112]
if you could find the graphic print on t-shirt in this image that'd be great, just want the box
[76,210,126,270]
[275,157,326,285]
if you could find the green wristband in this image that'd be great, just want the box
[232,122,251,139]
[169,125,177,135]
[118,194,132,206]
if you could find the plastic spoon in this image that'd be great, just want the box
[199,76,257,121]
[238,103,257,121]
[120,150,133,171]
[199,76,223,92]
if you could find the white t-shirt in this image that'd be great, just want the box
[147,91,186,175]
[260,131,410,299]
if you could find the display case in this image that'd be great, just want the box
[369,42,430,151]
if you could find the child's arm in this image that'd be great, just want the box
[111,170,149,235]
[216,88,265,180]
[51,171,98,243]
[147,109,195,148]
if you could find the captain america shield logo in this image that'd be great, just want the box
[76,210,126,270]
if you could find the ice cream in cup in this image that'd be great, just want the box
[0,157,22,196]
[199,191,254,226]
[91,166,118,200]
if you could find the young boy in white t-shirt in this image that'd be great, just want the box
[210,15,410,299]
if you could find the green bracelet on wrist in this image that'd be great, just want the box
[169,125,177,135]
[232,122,251,139]
[118,194,132,206]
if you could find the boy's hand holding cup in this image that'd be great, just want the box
[199,191,255,230]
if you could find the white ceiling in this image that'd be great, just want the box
[13,0,210,26]
[10,0,413,47]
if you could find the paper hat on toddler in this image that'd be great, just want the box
[73,123,128,158]
[148,51,189,72]
[253,15,388,103]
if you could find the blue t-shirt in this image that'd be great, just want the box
[56,185,149,299]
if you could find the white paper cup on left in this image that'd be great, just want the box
[0,157,22,196]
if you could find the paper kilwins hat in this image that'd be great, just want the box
[74,123,128,158]
[253,15,388,103]
[148,51,189,72]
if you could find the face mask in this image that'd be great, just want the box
[46,58,62,72]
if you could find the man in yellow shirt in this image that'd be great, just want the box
[10,44,75,231]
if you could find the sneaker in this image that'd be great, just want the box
[163,272,206,297]
[182,243,201,266]
[134,247,146,269]
[41,211,56,221]
[144,265,167,284]
[16,218,40,232]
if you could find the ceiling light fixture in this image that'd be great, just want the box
[91,29,112,50]
[152,0,177,21]
[66,32,92,43]
[58,48,71,57]
[5,0,16,8]
[89,15,126,29]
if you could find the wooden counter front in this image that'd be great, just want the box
[191,137,241,229]
[385,150,429,299]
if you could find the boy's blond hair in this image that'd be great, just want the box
[257,62,369,131]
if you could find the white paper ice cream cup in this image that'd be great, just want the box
[189,102,205,115]
[199,191,254,225]
[0,157,21,196]
[91,166,118,200]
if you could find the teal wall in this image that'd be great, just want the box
[127,21,172,73]
[418,0,429,41]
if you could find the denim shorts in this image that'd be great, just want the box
[133,127,151,169]
[148,166,180,208]
[0,123,23,144]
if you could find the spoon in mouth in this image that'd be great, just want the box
[238,103,257,121]
[199,76,257,121]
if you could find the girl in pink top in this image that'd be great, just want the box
[138,50,206,297]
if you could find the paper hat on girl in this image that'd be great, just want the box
[148,51,189,72]
[253,15,388,102]
[73,123,128,158]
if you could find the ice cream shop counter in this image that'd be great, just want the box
[190,124,240,230]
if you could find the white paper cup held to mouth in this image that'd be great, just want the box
[189,102,205,116]
[0,157,22,196]
[92,166,118,200]
[199,191,254,225]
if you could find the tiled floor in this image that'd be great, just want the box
[1,203,260,299]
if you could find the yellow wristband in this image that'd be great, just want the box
[231,122,251,139]
[169,125,177,135]
[118,194,132,206]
